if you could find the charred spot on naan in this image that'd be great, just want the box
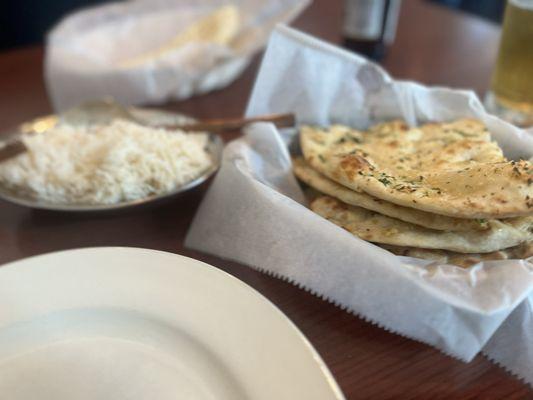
[339,154,372,179]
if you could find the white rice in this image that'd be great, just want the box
[0,119,213,204]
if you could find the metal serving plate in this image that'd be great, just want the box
[0,107,223,212]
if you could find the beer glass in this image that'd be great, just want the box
[485,0,533,127]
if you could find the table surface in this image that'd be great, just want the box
[0,0,531,398]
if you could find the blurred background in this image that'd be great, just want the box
[2,0,530,127]
[0,0,505,50]
[0,0,111,49]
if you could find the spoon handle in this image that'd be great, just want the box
[160,113,296,133]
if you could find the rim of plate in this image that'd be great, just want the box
[0,247,345,400]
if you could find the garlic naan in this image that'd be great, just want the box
[311,196,533,253]
[379,242,532,268]
[301,119,533,219]
[293,157,488,231]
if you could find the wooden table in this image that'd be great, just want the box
[0,0,530,398]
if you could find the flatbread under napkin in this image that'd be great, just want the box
[310,196,533,253]
[120,5,240,68]
[293,157,488,232]
[301,119,533,219]
[379,242,533,268]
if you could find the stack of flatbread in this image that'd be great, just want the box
[294,119,533,267]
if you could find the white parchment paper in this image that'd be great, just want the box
[186,26,533,384]
[45,0,309,111]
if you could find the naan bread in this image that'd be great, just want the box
[120,5,240,68]
[379,242,532,268]
[310,196,533,253]
[301,119,533,219]
[293,157,488,232]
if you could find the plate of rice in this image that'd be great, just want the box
[0,107,222,211]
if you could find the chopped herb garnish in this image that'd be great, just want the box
[378,177,391,186]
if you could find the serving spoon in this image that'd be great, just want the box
[0,99,295,163]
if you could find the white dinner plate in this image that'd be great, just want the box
[0,247,344,400]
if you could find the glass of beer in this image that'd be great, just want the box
[485,0,533,127]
